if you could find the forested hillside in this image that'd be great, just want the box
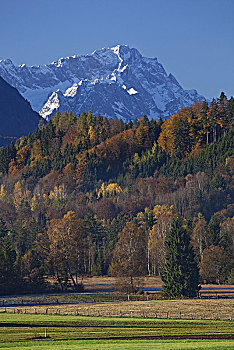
[0,92,233,294]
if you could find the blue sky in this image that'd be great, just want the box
[0,0,233,99]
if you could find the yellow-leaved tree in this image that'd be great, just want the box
[43,211,86,291]
[109,221,147,293]
[0,185,6,200]
[149,205,175,275]
[97,182,122,199]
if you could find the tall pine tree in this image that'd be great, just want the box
[162,217,199,297]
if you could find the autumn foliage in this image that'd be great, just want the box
[0,93,233,294]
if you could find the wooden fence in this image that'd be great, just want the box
[0,306,233,321]
[1,289,234,308]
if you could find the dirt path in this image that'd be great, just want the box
[28,334,234,341]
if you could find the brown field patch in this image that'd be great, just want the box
[46,275,234,292]
[60,275,163,290]
[2,298,233,320]
[74,275,234,291]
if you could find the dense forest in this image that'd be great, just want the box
[0,92,233,294]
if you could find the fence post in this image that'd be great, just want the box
[155,312,157,318]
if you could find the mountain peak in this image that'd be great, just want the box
[110,44,141,61]
[0,45,205,121]
[0,58,14,66]
[110,44,129,53]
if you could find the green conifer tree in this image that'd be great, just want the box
[162,217,199,297]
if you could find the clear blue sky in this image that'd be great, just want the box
[0,0,233,99]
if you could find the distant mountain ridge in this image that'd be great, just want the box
[0,45,205,121]
[0,76,39,144]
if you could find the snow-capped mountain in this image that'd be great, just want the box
[0,45,205,121]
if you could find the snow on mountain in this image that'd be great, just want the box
[0,45,205,121]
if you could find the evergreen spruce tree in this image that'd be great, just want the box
[162,217,199,297]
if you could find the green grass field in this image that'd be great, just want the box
[0,313,233,349]
[1,339,234,350]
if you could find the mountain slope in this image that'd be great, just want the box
[0,45,205,121]
[0,76,39,139]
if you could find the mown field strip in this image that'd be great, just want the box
[1,339,234,350]
[0,313,233,344]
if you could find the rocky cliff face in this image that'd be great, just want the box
[0,45,204,121]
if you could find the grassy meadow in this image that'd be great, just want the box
[0,313,233,349]
[1,339,234,350]
[1,279,233,349]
